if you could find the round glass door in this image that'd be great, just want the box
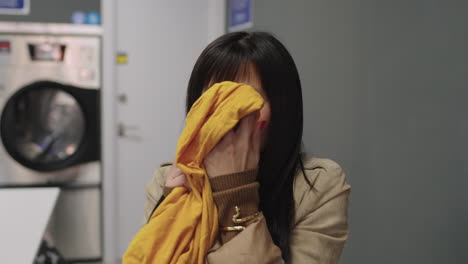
[1,86,85,166]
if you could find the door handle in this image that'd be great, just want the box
[117,123,141,140]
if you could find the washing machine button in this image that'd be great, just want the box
[79,68,95,81]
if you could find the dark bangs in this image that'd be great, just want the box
[185,32,256,114]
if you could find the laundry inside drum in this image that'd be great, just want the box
[9,87,85,163]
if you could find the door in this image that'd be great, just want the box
[114,0,225,256]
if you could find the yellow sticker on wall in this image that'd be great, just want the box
[116,53,128,64]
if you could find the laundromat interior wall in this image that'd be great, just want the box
[0,0,100,23]
[249,0,468,263]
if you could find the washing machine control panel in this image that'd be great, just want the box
[0,34,100,90]
[0,38,11,64]
[0,39,11,99]
[28,43,66,62]
[0,40,10,54]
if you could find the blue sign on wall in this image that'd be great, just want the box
[86,12,101,25]
[0,0,30,14]
[71,11,101,25]
[71,11,86,24]
[229,0,253,31]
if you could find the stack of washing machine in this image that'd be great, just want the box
[0,23,102,262]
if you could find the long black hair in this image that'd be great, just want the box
[186,31,305,262]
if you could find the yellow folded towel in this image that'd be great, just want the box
[123,81,264,263]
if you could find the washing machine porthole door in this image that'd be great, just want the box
[1,82,88,171]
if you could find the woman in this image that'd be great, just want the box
[142,32,351,263]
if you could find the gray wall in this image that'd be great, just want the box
[250,1,468,263]
[0,0,100,23]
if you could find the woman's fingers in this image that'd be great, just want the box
[251,119,263,154]
[166,173,191,190]
[165,165,191,190]
[167,165,182,179]
[237,112,258,142]
[174,174,191,189]
[166,174,183,187]
[216,129,234,149]
[203,111,261,177]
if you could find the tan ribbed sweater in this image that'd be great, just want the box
[142,153,351,263]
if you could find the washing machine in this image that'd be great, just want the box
[0,25,102,262]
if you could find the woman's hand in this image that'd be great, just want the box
[164,111,263,189]
[203,112,264,177]
[164,164,190,190]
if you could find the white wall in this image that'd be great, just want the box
[102,1,225,262]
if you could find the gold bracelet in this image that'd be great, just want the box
[219,226,246,232]
[219,206,261,232]
[232,206,260,224]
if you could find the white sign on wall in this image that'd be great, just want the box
[0,0,30,15]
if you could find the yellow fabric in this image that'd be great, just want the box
[123,81,264,264]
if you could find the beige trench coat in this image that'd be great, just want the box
[142,154,351,263]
